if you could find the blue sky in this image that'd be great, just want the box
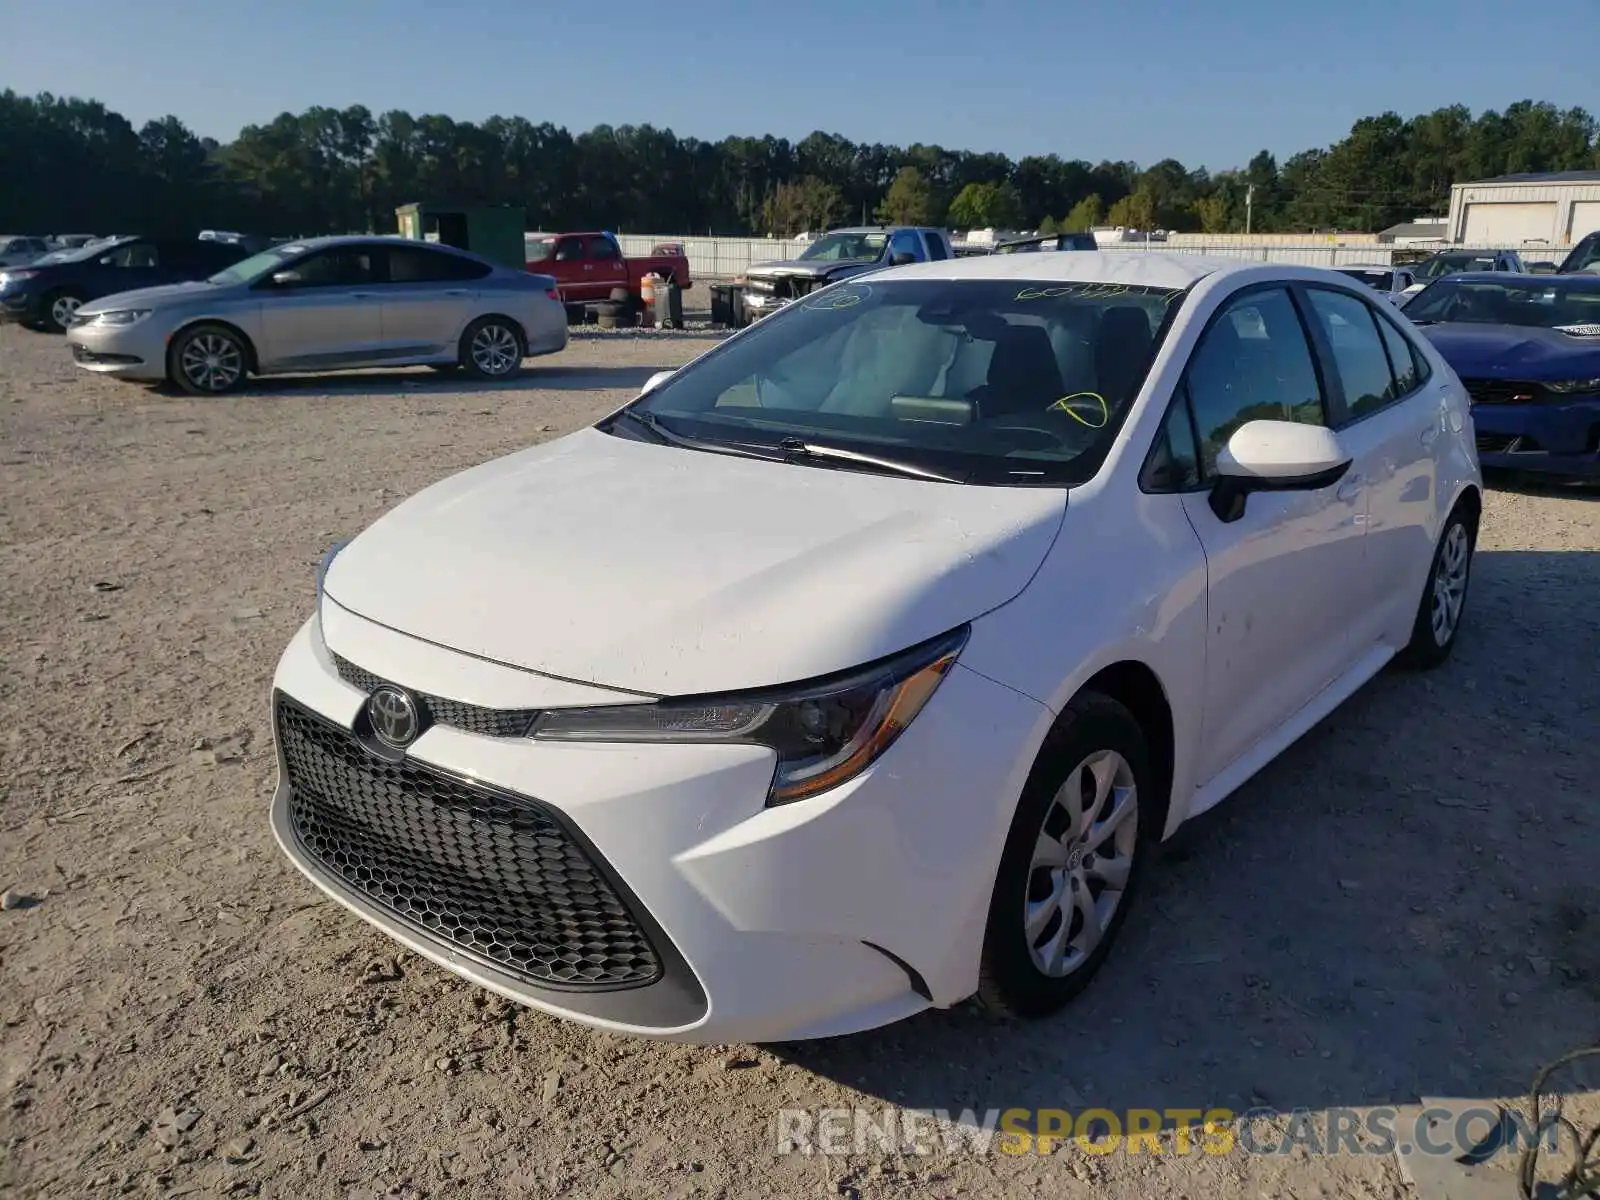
[2,0,1595,170]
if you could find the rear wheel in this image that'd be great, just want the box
[977,692,1158,1018]
[168,324,249,395]
[459,316,524,380]
[1398,504,1476,668]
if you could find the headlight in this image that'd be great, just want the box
[315,539,351,599]
[1544,378,1600,394]
[531,626,969,805]
[0,269,38,288]
[87,309,151,326]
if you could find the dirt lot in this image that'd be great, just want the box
[2,321,1597,1200]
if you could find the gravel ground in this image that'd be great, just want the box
[1,321,1597,1199]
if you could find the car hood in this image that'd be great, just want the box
[323,427,1066,695]
[1418,322,1600,378]
[744,258,878,280]
[76,281,221,314]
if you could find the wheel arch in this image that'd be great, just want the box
[463,311,528,348]
[169,317,260,375]
[1075,660,1176,838]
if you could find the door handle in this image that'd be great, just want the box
[349,291,373,299]
[444,289,469,296]
[1335,475,1362,503]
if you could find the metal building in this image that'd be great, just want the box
[1446,171,1600,248]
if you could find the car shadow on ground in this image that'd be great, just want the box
[1484,469,1600,501]
[772,548,1600,1130]
[209,364,670,398]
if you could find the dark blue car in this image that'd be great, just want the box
[0,235,249,332]
[1405,272,1600,479]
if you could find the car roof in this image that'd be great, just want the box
[879,250,1252,290]
[1435,270,1600,288]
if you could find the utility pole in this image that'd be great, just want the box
[1245,183,1255,236]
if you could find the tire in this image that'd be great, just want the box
[976,692,1159,1019]
[167,323,250,396]
[43,289,87,333]
[1397,503,1477,669]
[458,316,525,380]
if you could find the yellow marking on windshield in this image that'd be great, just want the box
[802,283,872,311]
[1049,392,1110,428]
[1016,283,1133,302]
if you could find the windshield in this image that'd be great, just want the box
[46,236,134,265]
[1560,235,1600,274]
[1338,269,1394,290]
[606,277,1185,486]
[1414,253,1497,280]
[1404,277,1600,330]
[797,232,889,262]
[207,244,302,285]
[526,237,557,262]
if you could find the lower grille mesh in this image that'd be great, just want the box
[277,695,661,988]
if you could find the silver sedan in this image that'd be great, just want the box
[66,235,568,395]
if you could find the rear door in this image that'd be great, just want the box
[584,235,628,298]
[255,244,382,370]
[375,245,490,358]
[1174,283,1370,785]
[1299,283,1442,651]
[87,239,166,296]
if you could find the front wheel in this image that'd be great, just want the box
[44,290,87,333]
[977,692,1158,1019]
[1398,505,1476,668]
[459,316,524,380]
[168,324,249,396]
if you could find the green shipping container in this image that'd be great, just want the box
[395,202,527,271]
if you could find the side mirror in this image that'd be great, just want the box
[1209,420,1352,522]
[270,269,303,288]
[1526,261,1557,275]
[890,252,917,267]
[641,370,674,394]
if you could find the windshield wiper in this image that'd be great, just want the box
[778,437,963,483]
[608,408,785,463]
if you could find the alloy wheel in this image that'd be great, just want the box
[50,295,81,329]
[470,324,520,376]
[1430,522,1470,646]
[179,333,245,393]
[1025,749,1140,978]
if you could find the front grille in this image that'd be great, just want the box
[277,695,661,989]
[1476,432,1542,454]
[1463,378,1546,406]
[332,652,538,738]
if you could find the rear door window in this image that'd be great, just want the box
[385,246,492,282]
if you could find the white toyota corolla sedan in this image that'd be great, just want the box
[270,252,1481,1043]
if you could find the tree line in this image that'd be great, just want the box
[1,90,1595,240]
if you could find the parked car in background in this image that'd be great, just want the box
[1557,231,1600,274]
[1335,264,1416,304]
[0,236,52,268]
[49,234,99,250]
[0,235,252,332]
[270,251,1480,1044]
[1399,249,1525,302]
[524,232,692,305]
[737,225,954,322]
[66,235,567,395]
[1406,272,1600,479]
[995,232,1099,254]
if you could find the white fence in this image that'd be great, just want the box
[550,233,1570,275]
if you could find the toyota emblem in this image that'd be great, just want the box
[368,686,421,748]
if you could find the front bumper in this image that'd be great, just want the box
[64,320,170,380]
[0,289,44,324]
[270,609,1049,1043]
[1473,398,1600,479]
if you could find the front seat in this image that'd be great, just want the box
[1094,307,1156,407]
[968,324,1064,419]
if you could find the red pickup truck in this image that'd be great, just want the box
[525,232,692,303]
